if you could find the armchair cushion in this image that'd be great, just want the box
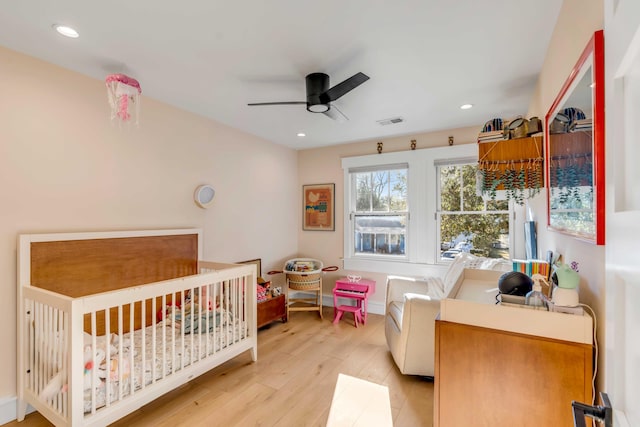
[443,254,467,296]
[386,275,445,302]
[387,301,404,330]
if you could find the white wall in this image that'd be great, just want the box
[297,126,480,307]
[298,0,606,391]
[526,0,605,391]
[0,46,298,399]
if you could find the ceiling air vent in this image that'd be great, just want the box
[376,117,405,126]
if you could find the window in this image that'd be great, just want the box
[342,144,515,276]
[352,165,408,257]
[437,162,510,261]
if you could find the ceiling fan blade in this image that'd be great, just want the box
[247,101,306,106]
[320,72,370,103]
[322,104,349,122]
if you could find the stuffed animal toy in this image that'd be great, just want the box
[83,345,106,390]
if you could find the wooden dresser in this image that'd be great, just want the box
[434,271,593,426]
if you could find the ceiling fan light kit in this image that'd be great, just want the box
[307,104,329,113]
[305,72,330,112]
[248,71,369,121]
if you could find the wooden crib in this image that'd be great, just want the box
[16,229,257,426]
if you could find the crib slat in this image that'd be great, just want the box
[129,302,135,398]
[212,282,218,356]
[28,300,34,394]
[31,304,40,394]
[180,291,185,371]
[62,311,69,418]
[197,285,203,362]
[90,311,97,414]
[118,304,124,403]
[105,308,111,408]
[233,278,237,343]
[46,306,51,399]
[52,308,59,412]
[238,278,242,341]
[225,281,230,348]
[161,294,166,379]
[244,276,249,339]
[141,298,146,391]
[228,280,233,344]
[44,303,50,395]
[206,284,212,356]
[189,287,194,365]
[36,303,43,397]
[151,296,156,384]
[57,307,63,413]
[170,292,175,375]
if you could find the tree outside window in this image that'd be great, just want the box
[439,164,509,259]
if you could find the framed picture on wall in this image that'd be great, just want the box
[303,183,335,231]
[237,258,261,279]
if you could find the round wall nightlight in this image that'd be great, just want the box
[194,184,215,208]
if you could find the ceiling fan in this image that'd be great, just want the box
[247,72,369,121]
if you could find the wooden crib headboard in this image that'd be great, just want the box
[24,229,201,297]
[19,229,202,335]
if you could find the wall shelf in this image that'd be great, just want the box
[477,135,544,193]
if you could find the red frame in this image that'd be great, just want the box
[545,30,605,245]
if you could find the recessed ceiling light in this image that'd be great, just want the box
[460,104,473,110]
[53,25,79,38]
[297,133,306,137]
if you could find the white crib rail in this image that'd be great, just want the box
[20,286,74,426]
[19,263,257,427]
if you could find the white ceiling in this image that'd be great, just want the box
[0,1,562,150]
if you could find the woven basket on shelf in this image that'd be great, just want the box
[286,272,321,290]
[283,258,323,290]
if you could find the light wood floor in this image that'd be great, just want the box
[5,308,434,427]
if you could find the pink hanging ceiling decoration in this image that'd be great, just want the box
[105,74,142,124]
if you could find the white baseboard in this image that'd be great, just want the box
[0,396,34,425]
[290,291,385,316]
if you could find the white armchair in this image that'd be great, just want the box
[384,254,510,377]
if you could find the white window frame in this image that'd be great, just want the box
[342,143,492,277]
[350,163,409,261]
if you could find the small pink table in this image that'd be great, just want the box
[332,278,376,327]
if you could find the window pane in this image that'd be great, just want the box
[438,163,510,260]
[354,215,406,255]
[462,165,484,211]
[354,169,407,213]
[440,213,509,259]
[440,166,461,211]
[389,170,408,211]
[356,174,372,211]
[372,171,390,212]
